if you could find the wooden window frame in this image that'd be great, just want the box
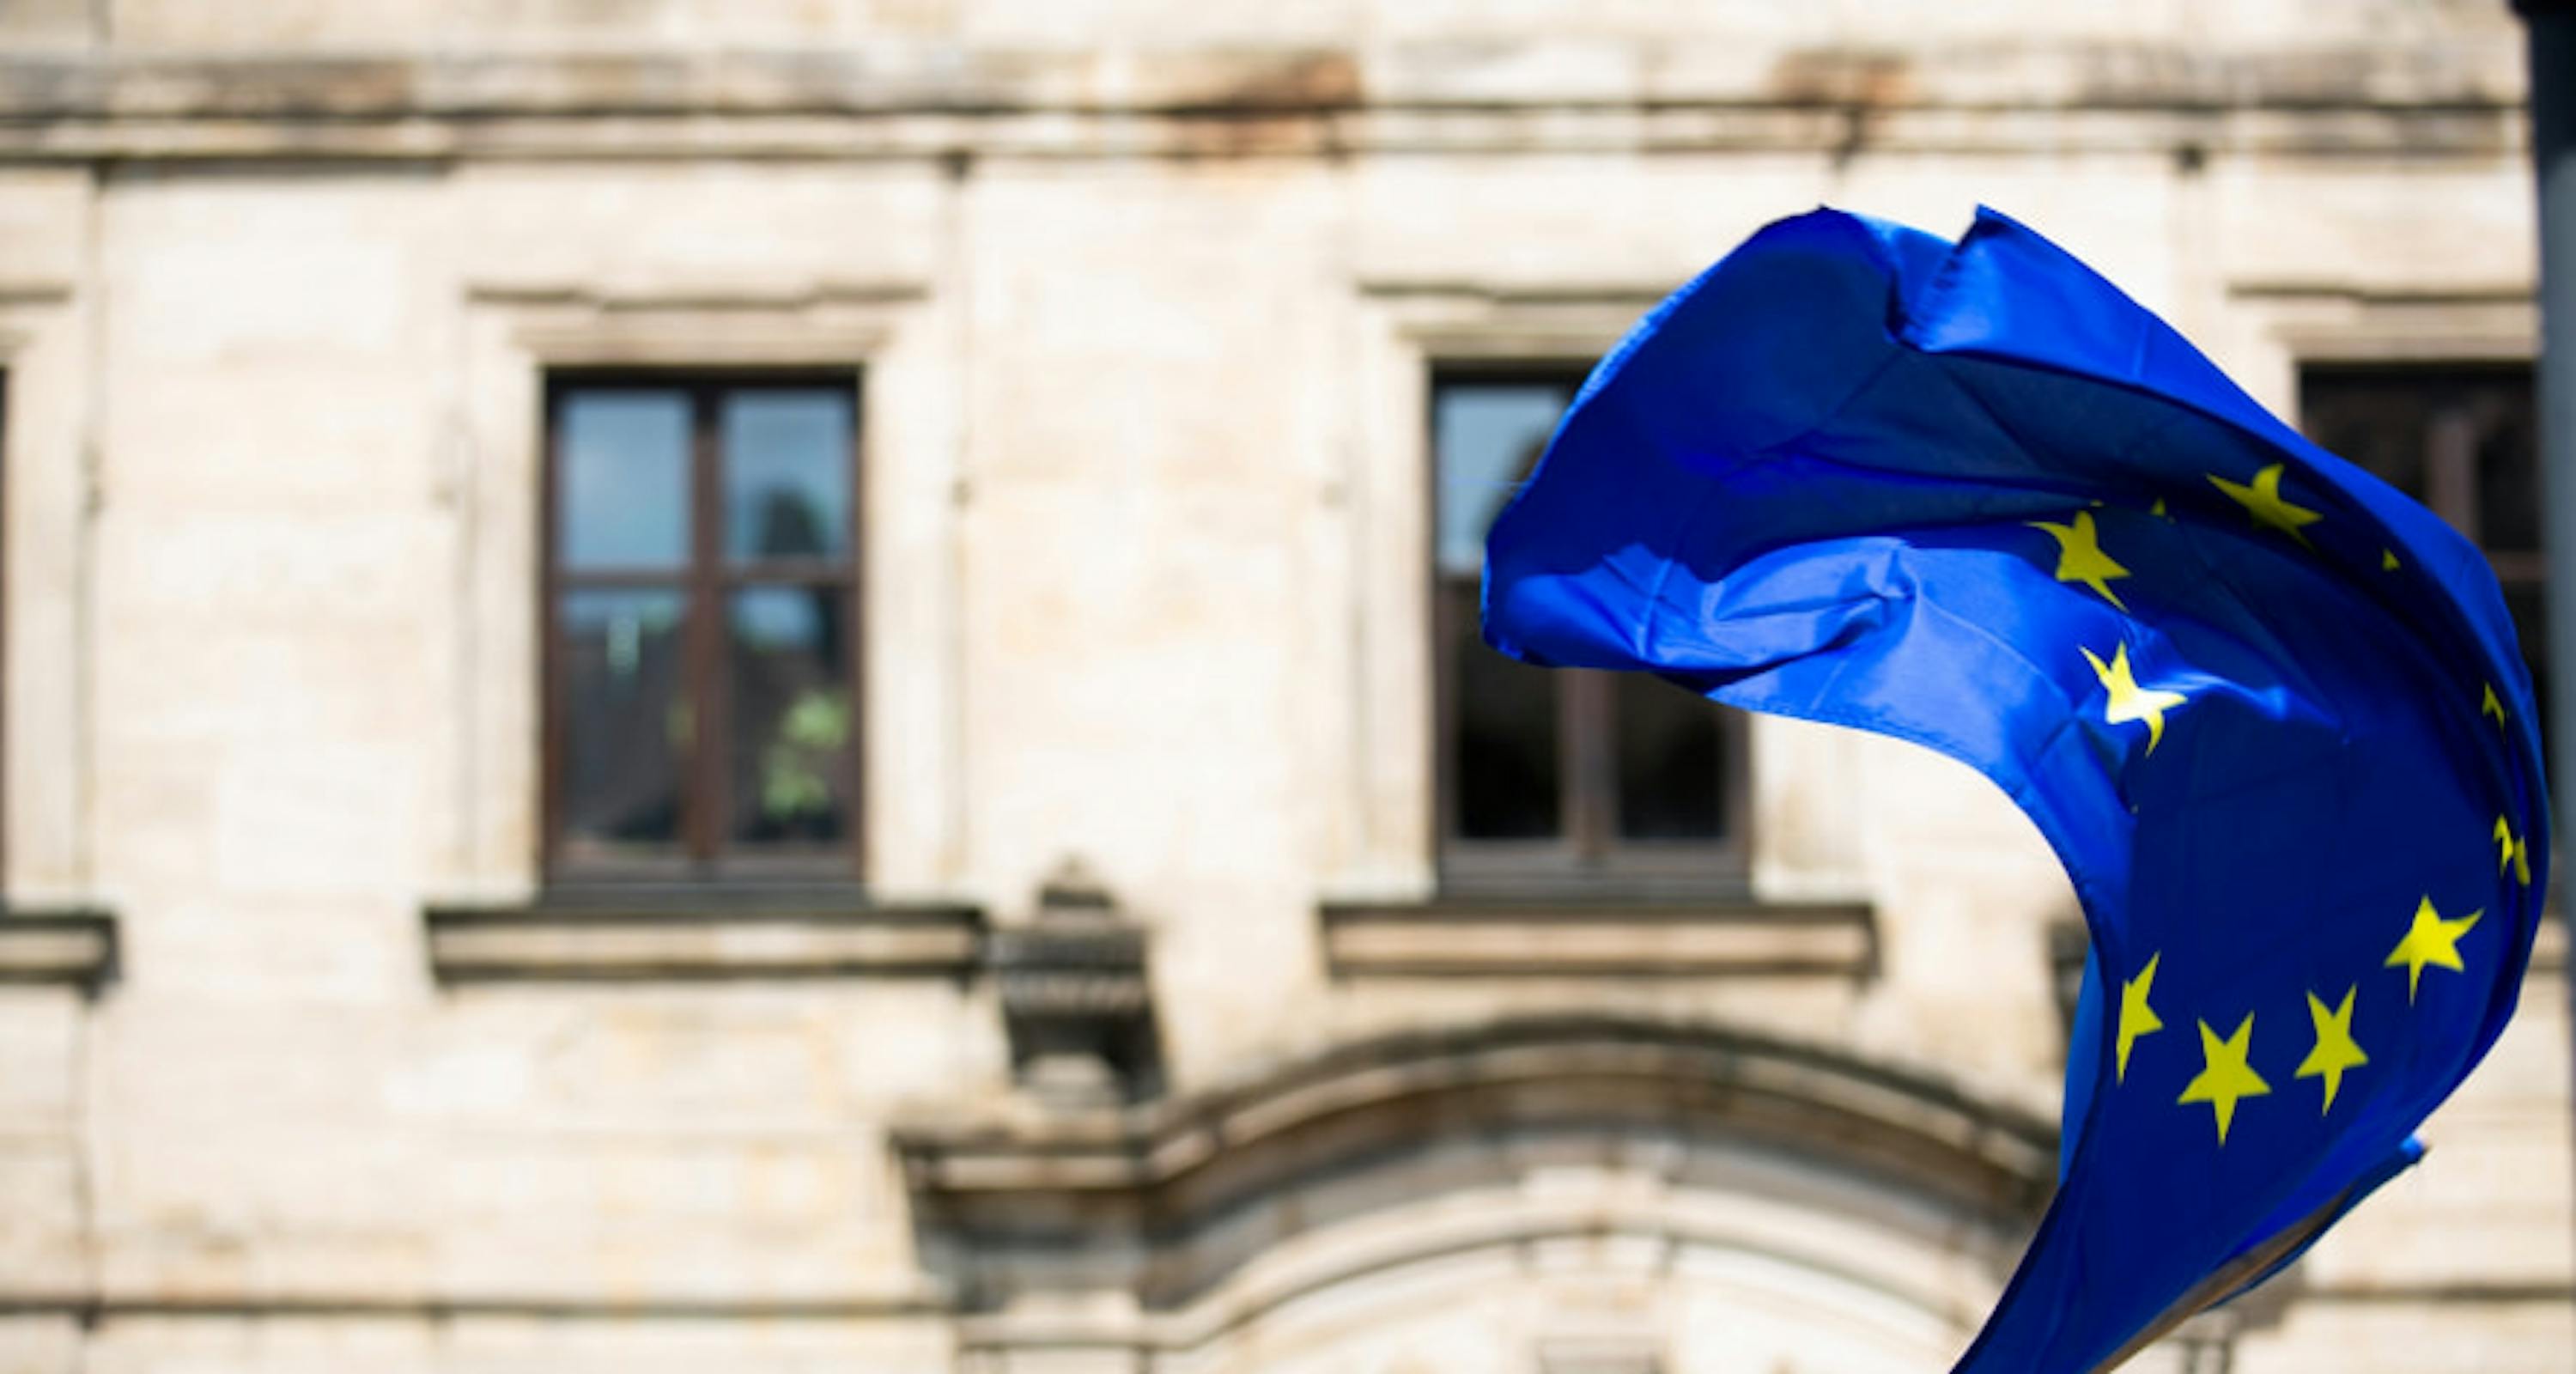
[1428,363,1750,896]
[540,368,865,885]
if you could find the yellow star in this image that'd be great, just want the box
[2381,548,2402,572]
[2294,986,2369,1114]
[2081,642,2188,754]
[2115,951,2164,1084]
[2208,464,2323,545]
[2029,511,2131,611]
[2178,1013,2271,1146]
[2495,815,2532,886]
[2149,498,2170,520]
[2385,895,2481,1003]
[2482,683,2506,729]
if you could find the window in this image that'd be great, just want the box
[544,374,860,881]
[2299,363,2545,759]
[1431,368,1747,889]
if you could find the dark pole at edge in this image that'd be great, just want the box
[2517,0,2576,1293]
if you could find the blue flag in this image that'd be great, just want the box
[1480,207,2549,1371]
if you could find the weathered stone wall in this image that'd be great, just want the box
[0,2,2563,1370]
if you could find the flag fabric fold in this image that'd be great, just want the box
[1480,206,2549,1371]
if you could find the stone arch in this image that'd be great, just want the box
[896,1013,2055,1371]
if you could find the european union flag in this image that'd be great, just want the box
[1480,208,2550,1371]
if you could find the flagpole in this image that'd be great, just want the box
[2515,0,2576,1293]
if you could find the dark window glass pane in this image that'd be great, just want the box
[2474,379,2542,554]
[558,589,690,852]
[1614,672,1725,840]
[725,390,853,563]
[1448,577,1560,839]
[2300,364,2537,547]
[2300,372,2429,503]
[730,587,853,847]
[559,390,690,571]
[1433,379,1574,577]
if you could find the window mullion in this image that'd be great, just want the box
[2427,400,2483,543]
[688,384,729,868]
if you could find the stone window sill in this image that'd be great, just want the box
[424,886,982,983]
[1319,893,1874,978]
[0,908,118,994]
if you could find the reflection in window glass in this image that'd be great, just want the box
[558,589,690,850]
[548,374,861,879]
[559,391,690,570]
[725,391,852,562]
[729,587,852,846]
[1434,381,1570,577]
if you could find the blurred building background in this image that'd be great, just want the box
[0,2,2567,1371]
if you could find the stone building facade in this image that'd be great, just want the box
[0,2,2567,1371]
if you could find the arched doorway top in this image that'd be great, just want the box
[896,1011,2057,1324]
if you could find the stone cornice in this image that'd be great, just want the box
[0,106,2523,167]
[0,1292,945,1320]
[0,42,2529,164]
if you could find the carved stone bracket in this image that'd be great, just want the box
[987,864,1160,1107]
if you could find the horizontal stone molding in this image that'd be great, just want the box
[0,44,2527,163]
[0,42,2523,117]
[0,909,116,993]
[424,892,981,982]
[0,106,2522,166]
[1320,896,1874,977]
[0,1292,945,1322]
[0,283,73,310]
[2298,1280,2576,1305]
